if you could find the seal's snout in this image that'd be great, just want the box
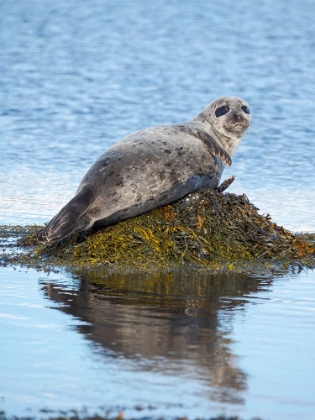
[225,112,250,132]
[232,111,249,125]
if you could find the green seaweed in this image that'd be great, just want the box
[1,191,314,274]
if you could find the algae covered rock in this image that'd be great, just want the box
[1,191,314,273]
[18,191,315,271]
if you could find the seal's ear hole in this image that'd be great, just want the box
[241,105,250,114]
[215,105,229,118]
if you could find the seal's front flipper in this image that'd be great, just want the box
[216,176,235,193]
[38,188,94,242]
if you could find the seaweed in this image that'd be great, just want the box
[1,191,314,274]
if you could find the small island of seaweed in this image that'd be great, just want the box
[1,191,314,275]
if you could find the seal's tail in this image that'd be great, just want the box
[38,188,94,243]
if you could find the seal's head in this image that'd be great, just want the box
[197,96,251,155]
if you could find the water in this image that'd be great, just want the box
[1,0,315,418]
[1,267,315,419]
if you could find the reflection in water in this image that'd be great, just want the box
[41,269,273,405]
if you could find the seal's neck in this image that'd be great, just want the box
[214,133,242,156]
[190,116,241,156]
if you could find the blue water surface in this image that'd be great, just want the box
[1,266,315,420]
[1,0,315,230]
[1,0,315,419]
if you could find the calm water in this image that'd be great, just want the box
[1,0,315,418]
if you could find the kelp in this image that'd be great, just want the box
[1,191,315,274]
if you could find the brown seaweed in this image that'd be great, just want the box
[1,191,314,274]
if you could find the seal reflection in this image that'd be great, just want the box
[41,270,272,405]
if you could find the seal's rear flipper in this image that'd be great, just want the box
[38,188,94,242]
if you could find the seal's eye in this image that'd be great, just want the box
[215,106,229,118]
[241,105,250,114]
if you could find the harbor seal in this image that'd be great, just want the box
[38,96,251,242]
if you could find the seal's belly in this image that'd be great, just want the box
[93,172,220,228]
[81,128,223,223]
